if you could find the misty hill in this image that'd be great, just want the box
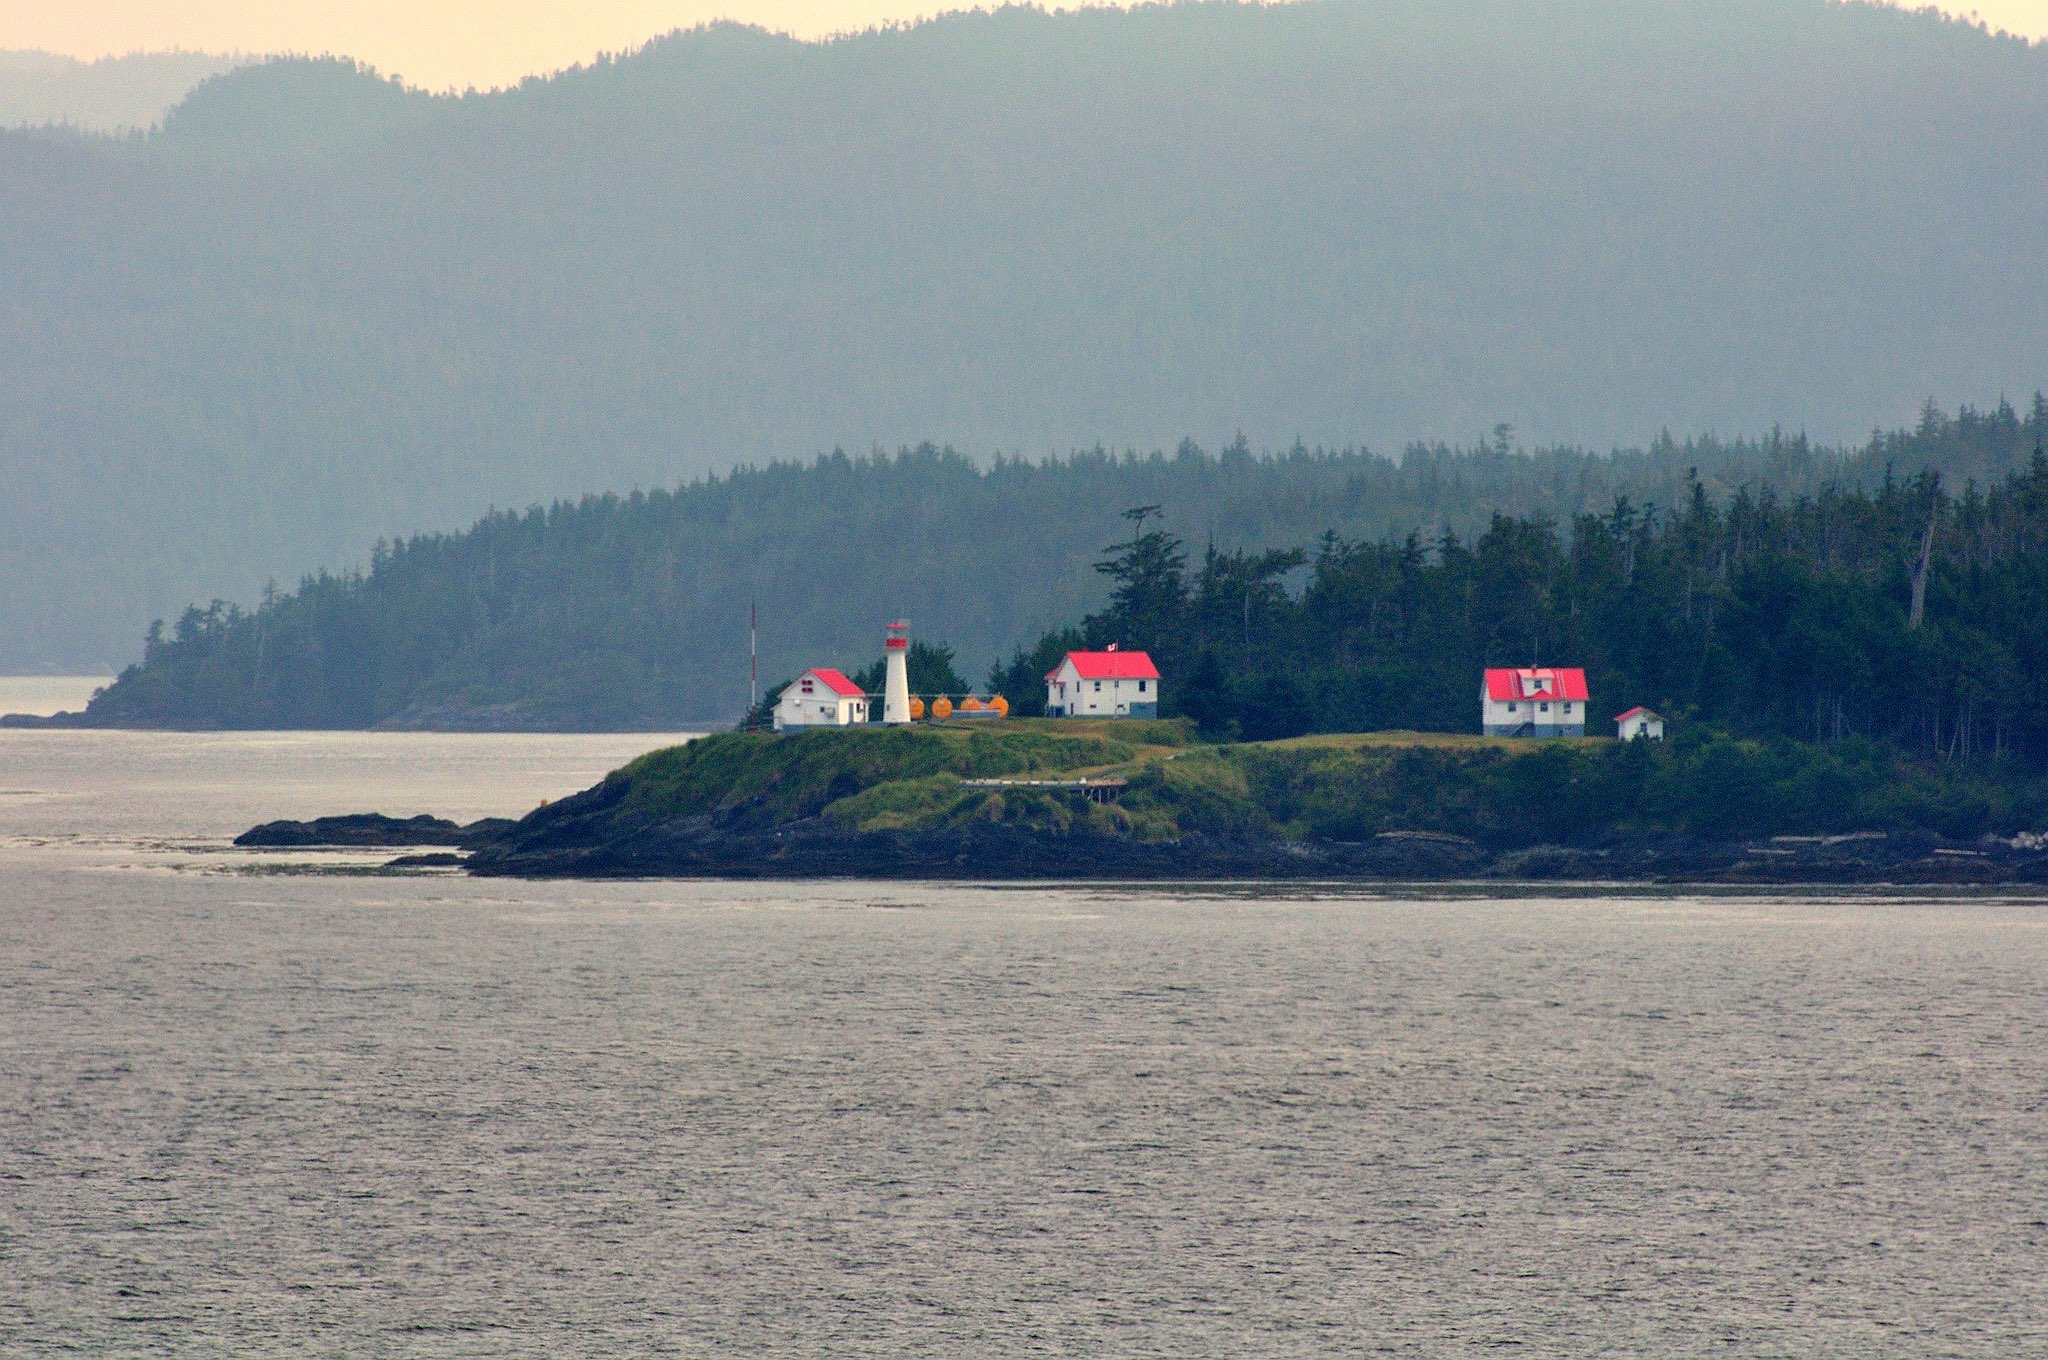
[65,402,2046,729]
[5,1,2048,669]
[0,50,245,132]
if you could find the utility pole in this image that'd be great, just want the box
[749,601,758,717]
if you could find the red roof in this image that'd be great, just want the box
[1614,706,1661,723]
[805,668,865,698]
[1483,668,1589,702]
[1049,649,1161,682]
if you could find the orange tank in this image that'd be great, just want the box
[931,696,954,719]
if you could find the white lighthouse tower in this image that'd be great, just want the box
[882,620,912,724]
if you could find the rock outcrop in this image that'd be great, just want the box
[458,786,2048,883]
[234,812,516,849]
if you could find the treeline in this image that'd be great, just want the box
[74,399,2048,733]
[994,402,2048,764]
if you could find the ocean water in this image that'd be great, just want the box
[2,730,2046,1356]
[0,675,114,718]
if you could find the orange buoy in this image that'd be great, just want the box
[960,695,984,711]
[990,694,1010,716]
[931,695,954,719]
[908,695,926,719]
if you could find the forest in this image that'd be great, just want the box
[71,398,2048,759]
[5,0,2047,669]
[991,403,2048,766]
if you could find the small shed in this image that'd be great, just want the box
[1046,648,1160,718]
[773,669,869,731]
[1615,706,1665,741]
[1481,667,1588,737]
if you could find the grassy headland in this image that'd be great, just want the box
[598,719,2045,844]
[465,719,2048,881]
[614,719,1185,825]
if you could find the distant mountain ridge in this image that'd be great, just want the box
[0,49,247,131]
[156,55,430,153]
[3,0,2047,668]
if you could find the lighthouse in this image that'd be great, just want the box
[882,620,912,724]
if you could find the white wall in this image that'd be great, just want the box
[1048,662,1156,716]
[775,675,867,729]
[1482,693,1582,729]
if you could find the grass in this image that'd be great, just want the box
[594,717,2033,848]
[612,719,1191,827]
[605,719,1530,841]
[820,773,1171,839]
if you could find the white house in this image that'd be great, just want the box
[1482,667,1588,737]
[773,668,869,731]
[1046,648,1160,718]
[1615,706,1665,741]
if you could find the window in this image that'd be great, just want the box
[1508,702,1517,713]
[1094,681,1102,691]
[1540,702,1550,713]
[1563,702,1573,714]
[1138,680,1147,692]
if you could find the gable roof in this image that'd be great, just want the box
[1049,649,1161,681]
[1483,667,1589,702]
[805,668,865,698]
[1614,706,1662,723]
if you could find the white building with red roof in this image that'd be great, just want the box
[1482,667,1588,737]
[773,668,869,731]
[1614,706,1665,741]
[1046,648,1160,718]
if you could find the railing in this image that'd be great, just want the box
[959,776,1129,804]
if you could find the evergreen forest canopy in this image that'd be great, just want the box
[997,411,2048,767]
[5,0,2048,669]
[74,399,2048,752]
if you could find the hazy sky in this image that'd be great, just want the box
[8,0,2044,90]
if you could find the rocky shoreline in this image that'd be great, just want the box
[239,796,2048,885]
[464,822,2048,885]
